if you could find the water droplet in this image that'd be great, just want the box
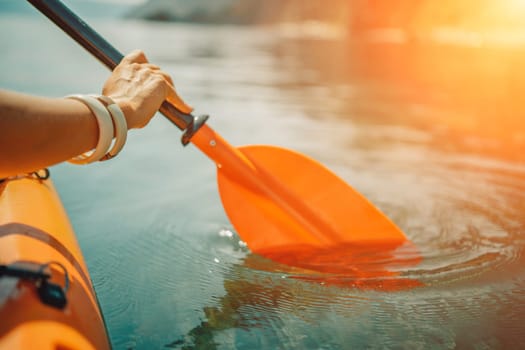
[219,229,233,238]
[214,258,220,263]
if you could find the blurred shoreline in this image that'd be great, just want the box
[127,0,525,46]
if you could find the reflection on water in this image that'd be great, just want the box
[271,34,525,162]
[2,13,525,349]
[254,242,423,291]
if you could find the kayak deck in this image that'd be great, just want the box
[0,177,110,350]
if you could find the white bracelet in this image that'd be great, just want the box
[66,94,114,164]
[92,95,128,161]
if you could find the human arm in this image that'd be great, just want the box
[0,50,183,178]
[0,90,99,178]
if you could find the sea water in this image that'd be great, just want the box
[1,5,525,349]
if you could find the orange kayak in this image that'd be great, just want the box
[0,175,110,350]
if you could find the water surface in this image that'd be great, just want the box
[1,12,525,349]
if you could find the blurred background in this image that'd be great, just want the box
[2,1,525,349]
[131,0,525,161]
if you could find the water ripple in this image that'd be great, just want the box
[8,15,525,348]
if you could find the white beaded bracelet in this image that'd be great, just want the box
[66,94,114,164]
[92,95,128,161]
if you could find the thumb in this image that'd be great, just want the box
[166,85,193,114]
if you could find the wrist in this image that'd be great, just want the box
[108,97,136,130]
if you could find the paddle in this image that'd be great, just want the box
[27,0,413,258]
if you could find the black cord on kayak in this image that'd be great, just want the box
[37,261,70,309]
[38,261,70,293]
[0,264,51,280]
[1,261,69,310]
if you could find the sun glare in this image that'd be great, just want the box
[505,0,525,10]
[478,0,525,29]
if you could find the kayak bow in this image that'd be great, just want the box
[0,177,110,350]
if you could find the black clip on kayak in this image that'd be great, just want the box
[1,262,69,310]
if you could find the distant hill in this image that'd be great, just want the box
[127,0,525,35]
[126,0,277,24]
[126,0,350,25]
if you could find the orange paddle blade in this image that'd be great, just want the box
[191,125,408,253]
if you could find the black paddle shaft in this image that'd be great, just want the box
[27,0,208,144]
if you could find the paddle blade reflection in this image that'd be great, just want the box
[254,241,423,291]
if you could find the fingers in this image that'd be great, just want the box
[115,50,193,114]
[133,63,160,71]
[145,63,160,70]
[166,87,193,114]
[127,60,173,89]
[156,70,174,87]
[121,51,165,80]
[121,49,149,64]
[133,64,171,86]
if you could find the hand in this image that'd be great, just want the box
[101,50,192,129]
